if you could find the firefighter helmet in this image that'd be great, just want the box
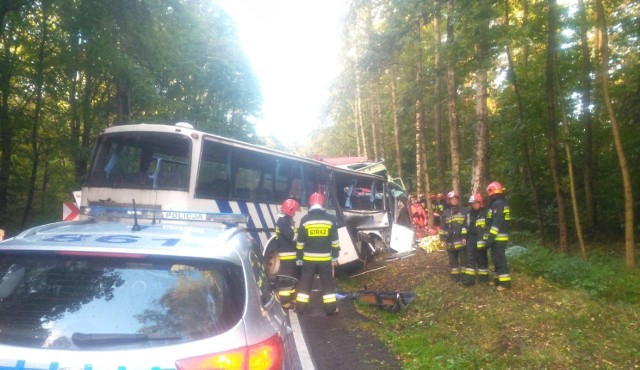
[309,192,324,207]
[486,181,504,196]
[447,191,460,199]
[280,198,300,217]
[468,193,483,205]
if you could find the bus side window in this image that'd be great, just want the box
[196,140,230,199]
[233,149,275,203]
[275,159,303,202]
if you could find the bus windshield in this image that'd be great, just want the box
[86,132,191,191]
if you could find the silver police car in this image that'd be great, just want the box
[0,216,300,369]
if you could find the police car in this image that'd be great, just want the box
[0,210,300,369]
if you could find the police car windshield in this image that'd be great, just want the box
[0,252,245,349]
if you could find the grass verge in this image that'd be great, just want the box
[339,249,640,369]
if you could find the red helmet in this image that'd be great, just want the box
[468,193,483,205]
[436,192,444,200]
[486,181,504,196]
[446,191,460,199]
[280,198,300,217]
[309,192,324,207]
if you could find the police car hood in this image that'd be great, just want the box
[0,220,246,265]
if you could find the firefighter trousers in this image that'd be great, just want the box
[295,261,337,314]
[490,241,511,288]
[277,258,297,304]
[476,244,490,283]
[462,240,478,286]
[447,246,466,281]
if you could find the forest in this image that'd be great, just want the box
[0,0,261,233]
[0,0,638,269]
[311,0,639,267]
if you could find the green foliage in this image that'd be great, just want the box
[509,244,640,303]
[321,0,640,254]
[0,0,262,234]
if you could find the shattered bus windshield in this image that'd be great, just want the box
[86,132,191,190]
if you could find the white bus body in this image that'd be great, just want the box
[81,123,406,275]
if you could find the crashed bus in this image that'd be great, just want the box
[81,123,407,277]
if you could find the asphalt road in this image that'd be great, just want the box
[290,280,402,370]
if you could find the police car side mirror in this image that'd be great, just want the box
[271,275,297,291]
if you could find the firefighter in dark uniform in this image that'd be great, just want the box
[295,192,340,315]
[435,192,446,214]
[439,191,468,282]
[462,194,487,286]
[483,181,512,290]
[275,198,300,307]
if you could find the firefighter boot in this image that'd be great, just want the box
[477,274,490,284]
[461,273,476,286]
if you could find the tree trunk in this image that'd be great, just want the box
[415,17,424,193]
[559,96,588,260]
[22,2,49,227]
[471,0,490,195]
[78,70,93,184]
[374,80,386,161]
[578,0,596,231]
[505,0,546,244]
[40,148,50,209]
[446,0,461,194]
[354,46,367,159]
[369,83,379,162]
[556,59,588,259]
[546,0,569,254]
[115,78,130,125]
[353,96,362,157]
[0,22,14,222]
[471,67,488,195]
[433,0,446,194]
[595,0,635,268]
[389,66,403,179]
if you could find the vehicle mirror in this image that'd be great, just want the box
[271,275,297,291]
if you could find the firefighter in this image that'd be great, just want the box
[436,192,446,213]
[439,191,468,282]
[483,181,512,290]
[462,194,487,286]
[410,195,428,231]
[295,192,340,315]
[275,198,301,307]
[418,193,428,211]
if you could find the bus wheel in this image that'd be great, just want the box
[264,243,281,280]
